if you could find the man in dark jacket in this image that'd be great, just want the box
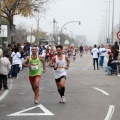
[3,44,11,56]
[105,54,117,75]
[79,45,83,57]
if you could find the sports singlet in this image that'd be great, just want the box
[54,55,67,79]
[29,55,41,77]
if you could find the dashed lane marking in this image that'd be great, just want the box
[93,87,109,96]
[104,105,115,120]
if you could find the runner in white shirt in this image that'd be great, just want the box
[91,44,99,70]
[49,45,70,103]
[11,47,21,78]
[42,48,46,60]
[99,44,106,67]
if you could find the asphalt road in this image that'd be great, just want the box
[0,52,120,120]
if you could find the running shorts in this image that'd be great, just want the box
[55,75,66,82]
[29,75,41,82]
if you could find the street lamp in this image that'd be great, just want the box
[101,15,108,43]
[111,0,114,45]
[34,7,45,45]
[60,21,81,35]
[59,21,81,45]
[103,0,111,42]
[70,31,74,44]
[64,28,67,40]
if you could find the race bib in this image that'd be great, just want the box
[56,66,64,72]
[31,65,38,70]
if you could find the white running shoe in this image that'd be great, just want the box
[62,96,66,103]
[59,97,62,103]
[34,100,39,104]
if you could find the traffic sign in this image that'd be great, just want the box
[27,35,35,43]
[117,31,120,40]
[0,25,8,37]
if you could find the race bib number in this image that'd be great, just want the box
[31,65,38,70]
[56,66,64,72]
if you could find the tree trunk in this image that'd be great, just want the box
[7,17,13,44]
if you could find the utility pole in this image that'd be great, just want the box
[0,0,2,45]
[111,0,114,45]
[108,0,111,41]
[53,18,57,34]
[52,18,57,45]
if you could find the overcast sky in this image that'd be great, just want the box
[14,0,120,45]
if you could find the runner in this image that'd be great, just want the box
[22,46,46,104]
[79,45,83,57]
[72,48,77,61]
[49,45,70,103]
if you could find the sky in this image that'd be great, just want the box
[14,0,120,45]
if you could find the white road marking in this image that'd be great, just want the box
[7,104,54,116]
[0,79,13,101]
[93,87,109,96]
[104,105,115,120]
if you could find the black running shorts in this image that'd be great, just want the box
[55,75,66,82]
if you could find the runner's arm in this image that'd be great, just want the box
[49,57,55,67]
[22,56,30,67]
[39,55,46,70]
[65,56,70,67]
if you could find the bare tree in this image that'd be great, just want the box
[0,0,52,43]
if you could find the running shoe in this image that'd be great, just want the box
[62,96,66,103]
[34,100,39,104]
[59,97,62,103]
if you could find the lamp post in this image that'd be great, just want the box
[59,21,81,45]
[103,0,111,43]
[34,6,45,45]
[100,22,106,44]
[64,28,67,40]
[60,21,81,35]
[34,8,40,45]
[111,0,114,45]
[102,10,109,37]
[70,31,74,44]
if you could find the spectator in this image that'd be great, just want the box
[0,45,3,58]
[0,54,11,90]
[91,44,99,70]
[11,47,21,79]
[111,41,119,60]
[3,44,11,57]
[105,53,117,75]
[99,44,106,68]
[79,45,83,57]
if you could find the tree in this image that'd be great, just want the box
[0,0,50,43]
[13,23,28,43]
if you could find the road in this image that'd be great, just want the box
[0,52,120,120]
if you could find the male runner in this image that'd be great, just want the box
[49,45,70,103]
[23,46,46,104]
